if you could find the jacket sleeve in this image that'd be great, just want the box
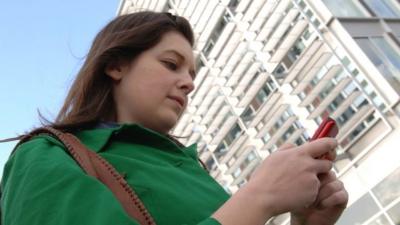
[1,136,139,225]
[196,218,222,225]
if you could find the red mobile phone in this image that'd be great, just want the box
[310,117,338,141]
[310,117,338,160]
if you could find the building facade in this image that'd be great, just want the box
[117,0,400,224]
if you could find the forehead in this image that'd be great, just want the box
[151,32,194,64]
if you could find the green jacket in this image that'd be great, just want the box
[1,124,230,225]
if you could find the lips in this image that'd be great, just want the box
[168,96,185,108]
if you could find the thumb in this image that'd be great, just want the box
[278,143,296,151]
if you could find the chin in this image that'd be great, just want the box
[163,115,179,131]
[152,113,179,134]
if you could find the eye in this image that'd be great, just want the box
[162,60,178,70]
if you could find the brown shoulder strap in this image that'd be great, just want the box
[19,127,156,225]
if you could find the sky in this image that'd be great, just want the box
[0,0,121,176]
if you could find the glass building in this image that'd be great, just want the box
[118,0,400,224]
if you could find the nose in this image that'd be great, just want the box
[178,74,195,95]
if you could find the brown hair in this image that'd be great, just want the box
[51,11,194,132]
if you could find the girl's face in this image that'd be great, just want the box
[106,31,195,134]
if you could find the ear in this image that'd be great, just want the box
[105,61,124,81]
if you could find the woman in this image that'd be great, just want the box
[1,11,348,225]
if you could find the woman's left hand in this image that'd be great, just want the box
[290,170,349,225]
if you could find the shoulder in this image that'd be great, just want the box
[13,134,67,160]
[3,135,78,179]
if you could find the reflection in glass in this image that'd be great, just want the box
[336,193,379,225]
[356,37,400,93]
[356,38,395,78]
[388,201,400,224]
[370,37,400,73]
[364,0,400,18]
[372,166,400,206]
[322,0,366,17]
[366,214,391,225]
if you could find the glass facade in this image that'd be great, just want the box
[356,37,400,93]
[322,0,366,17]
[364,0,400,18]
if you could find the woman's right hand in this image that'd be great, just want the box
[212,138,337,225]
[244,138,337,216]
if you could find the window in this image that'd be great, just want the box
[388,201,400,224]
[337,107,356,126]
[211,12,230,41]
[343,122,366,149]
[371,37,400,72]
[343,83,357,95]
[256,85,270,103]
[233,167,241,178]
[357,75,386,110]
[327,94,346,112]
[298,90,306,100]
[356,37,400,93]
[214,143,228,162]
[353,96,368,109]
[262,133,271,144]
[239,72,261,99]
[364,0,400,18]
[372,166,400,207]
[216,111,234,134]
[195,58,205,73]
[257,77,277,103]
[366,214,392,225]
[276,125,296,146]
[321,81,336,98]
[311,96,322,109]
[335,193,380,225]
[269,110,292,136]
[205,156,217,171]
[203,40,215,57]
[322,0,366,17]
[204,11,232,57]
[228,0,240,13]
[281,33,307,70]
[241,106,255,125]
[340,113,375,149]
[306,104,315,112]
[241,77,276,124]
[272,63,287,79]
[234,151,258,181]
[224,123,243,146]
[296,0,306,9]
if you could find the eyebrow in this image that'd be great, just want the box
[163,50,196,78]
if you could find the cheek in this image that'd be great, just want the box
[120,63,175,108]
[126,78,170,109]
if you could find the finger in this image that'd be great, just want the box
[315,179,344,205]
[321,148,337,161]
[278,143,296,151]
[318,189,349,209]
[302,138,337,158]
[318,171,337,186]
[313,159,333,174]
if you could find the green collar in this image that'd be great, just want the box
[74,123,198,160]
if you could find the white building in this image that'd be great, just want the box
[118,0,400,224]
